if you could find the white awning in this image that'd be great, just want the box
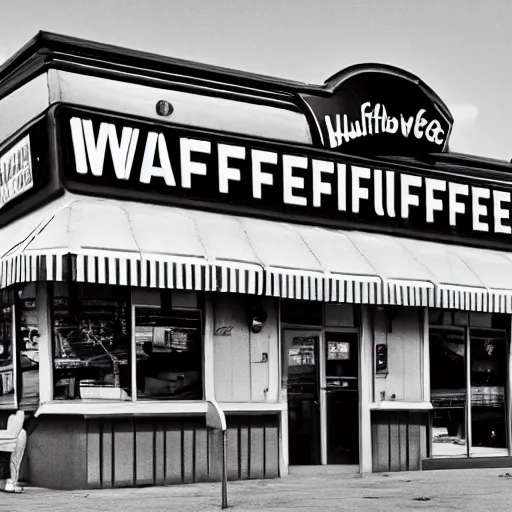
[2,194,512,312]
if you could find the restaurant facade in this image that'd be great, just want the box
[0,32,512,489]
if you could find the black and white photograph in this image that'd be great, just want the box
[0,1,511,510]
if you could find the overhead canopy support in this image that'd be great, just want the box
[2,195,512,313]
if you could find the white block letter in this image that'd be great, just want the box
[425,177,446,223]
[373,169,385,217]
[337,163,347,211]
[180,138,211,188]
[351,166,371,214]
[448,182,468,226]
[70,118,88,175]
[472,186,490,232]
[140,132,176,186]
[251,149,276,199]
[218,144,244,194]
[283,155,307,206]
[493,190,512,234]
[312,160,334,208]
[400,173,422,219]
[82,119,109,177]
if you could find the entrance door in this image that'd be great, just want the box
[284,329,360,466]
[284,330,321,465]
[324,331,359,464]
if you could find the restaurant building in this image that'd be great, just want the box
[0,32,512,489]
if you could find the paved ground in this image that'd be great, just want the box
[2,467,512,512]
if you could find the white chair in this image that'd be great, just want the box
[0,411,26,493]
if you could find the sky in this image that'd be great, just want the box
[0,0,511,160]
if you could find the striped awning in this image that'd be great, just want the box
[2,194,512,312]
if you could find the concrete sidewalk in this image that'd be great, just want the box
[2,467,512,512]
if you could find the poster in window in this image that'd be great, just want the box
[165,328,192,351]
[288,337,316,367]
[328,341,350,360]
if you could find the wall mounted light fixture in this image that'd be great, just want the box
[245,300,268,334]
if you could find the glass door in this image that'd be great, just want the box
[284,330,321,465]
[469,328,508,457]
[324,331,359,464]
[429,320,509,458]
[430,327,467,457]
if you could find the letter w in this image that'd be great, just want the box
[70,118,139,180]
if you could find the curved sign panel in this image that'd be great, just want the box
[300,64,453,156]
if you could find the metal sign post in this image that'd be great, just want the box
[206,400,228,509]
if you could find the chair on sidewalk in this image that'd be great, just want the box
[0,411,27,493]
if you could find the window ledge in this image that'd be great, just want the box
[0,403,17,411]
[369,401,433,411]
[218,402,286,413]
[35,400,208,417]
[35,400,287,417]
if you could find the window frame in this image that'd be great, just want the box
[50,282,133,402]
[0,291,17,409]
[131,303,205,402]
[429,315,511,459]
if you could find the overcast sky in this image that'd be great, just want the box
[0,0,511,160]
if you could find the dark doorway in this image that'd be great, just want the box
[325,331,360,464]
[285,331,321,465]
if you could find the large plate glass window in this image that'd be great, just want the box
[52,284,131,401]
[0,291,15,405]
[135,306,203,400]
[17,284,39,408]
[429,310,509,458]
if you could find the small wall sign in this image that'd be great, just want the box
[0,135,33,211]
[328,341,350,360]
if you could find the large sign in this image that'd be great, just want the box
[300,65,453,157]
[56,107,512,247]
[0,135,33,211]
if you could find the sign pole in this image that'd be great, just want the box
[222,429,228,509]
[206,400,228,510]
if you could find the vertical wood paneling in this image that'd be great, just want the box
[101,421,113,488]
[372,415,390,472]
[240,423,250,479]
[86,420,101,488]
[227,422,239,480]
[195,425,208,482]
[154,421,166,486]
[371,411,428,472]
[250,423,265,479]
[264,423,279,478]
[165,421,183,485]
[408,419,421,470]
[182,422,195,484]
[84,414,279,489]
[135,420,154,486]
[420,424,429,460]
[399,417,408,471]
[208,429,223,482]
[389,414,400,471]
[113,419,135,487]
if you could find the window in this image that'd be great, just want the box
[51,284,204,402]
[0,291,14,405]
[429,310,508,458]
[135,307,203,400]
[281,300,323,326]
[17,284,39,407]
[52,284,131,401]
